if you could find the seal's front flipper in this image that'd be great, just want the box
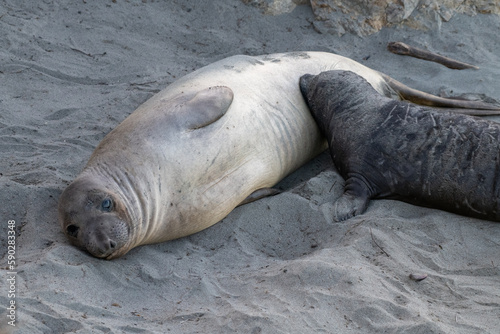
[182,86,234,130]
[333,193,369,221]
[237,188,281,207]
[333,177,372,221]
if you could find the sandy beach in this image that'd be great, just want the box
[1,1,499,333]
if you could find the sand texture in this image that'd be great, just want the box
[1,1,499,333]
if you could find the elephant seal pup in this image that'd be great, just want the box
[300,70,500,222]
[59,53,500,260]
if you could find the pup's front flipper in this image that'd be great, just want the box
[333,192,369,221]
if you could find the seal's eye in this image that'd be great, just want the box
[101,199,112,212]
[67,224,79,238]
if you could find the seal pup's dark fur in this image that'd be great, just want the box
[300,70,500,222]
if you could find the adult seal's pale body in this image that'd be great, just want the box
[300,70,500,222]
[59,52,499,259]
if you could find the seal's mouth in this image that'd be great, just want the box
[85,238,122,259]
[103,247,129,260]
[82,240,128,260]
[99,240,132,260]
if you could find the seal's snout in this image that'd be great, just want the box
[80,218,129,259]
[86,228,122,259]
[90,237,115,258]
[299,74,314,99]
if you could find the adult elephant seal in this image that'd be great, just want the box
[300,70,500,222]
[59,52,500,259]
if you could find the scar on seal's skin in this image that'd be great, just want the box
[387,41,479,70]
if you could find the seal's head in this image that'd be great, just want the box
[58,177,131,259]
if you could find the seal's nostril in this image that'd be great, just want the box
[109,240,117,249]
[66,225,79,238]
